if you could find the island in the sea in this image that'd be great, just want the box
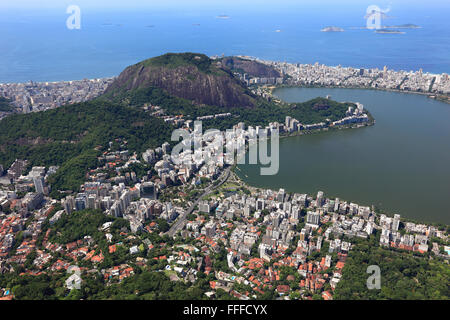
[321,26,344,32]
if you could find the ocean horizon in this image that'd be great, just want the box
[2,2,450,83]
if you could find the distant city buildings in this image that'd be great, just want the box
[238,55,450,98]
[0,77,114,115]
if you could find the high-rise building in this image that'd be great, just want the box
[256,199,265,211]
[24,192,44,211]
[162,142,171,155]
[316,191,324,207]
[199,201,211,213]
[283,202,291,214]
[141,182,157,199]
[161,173,171,187]
[243,205,251,217]
[285,116,292,129]
[142,149,156,163]
[101,196,113,211]
[292,119,299,131]
[120,191,131,211]
[334,198,340,212]
[291,207,300,220]
[75,196,86,211]
[393,214,401,231]
[205,221,216,238]
[306,211,320,227]
[87,194,97,209]
[63,196,75,214]
[299,228,307,241]
[273,215,281,228]
[33,176,45,194]
[277,188,285,203]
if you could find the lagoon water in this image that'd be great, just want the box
[237,88,450,224]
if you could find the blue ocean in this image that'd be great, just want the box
[1,0,450,83]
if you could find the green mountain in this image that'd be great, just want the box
[104,52,257,109]
[0,100,172,196]
[0,53,356,196]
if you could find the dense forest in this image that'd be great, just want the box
[140,52,218,74]
[334,234,450,299]
[0,267,225,300]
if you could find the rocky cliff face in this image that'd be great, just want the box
[105,53,257,108]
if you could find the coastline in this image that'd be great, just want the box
[232,165,448,228]
[267,84,450,105]
[235,87,449,227]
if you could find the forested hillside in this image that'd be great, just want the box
[334,234,450,299]
[0,100,172,195]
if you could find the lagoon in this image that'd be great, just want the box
[237,87,450,224]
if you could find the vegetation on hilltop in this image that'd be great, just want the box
[0,267,223,300]
[47,209,115,244]
[334,234,450,300]
[140,52,216,74]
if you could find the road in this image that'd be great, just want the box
[166,167,231,237]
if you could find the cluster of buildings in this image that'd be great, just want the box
[229,67,283,88]
[196,112,232,121]
[201,188,355,298]
[0,163,58,218]
[0,77,114,114]
[185,183,448,299]
[284,102,369,133]
[239,56,450,98]
[58,143,188,233]
[379,214,444,254]
[143,105,233,128]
